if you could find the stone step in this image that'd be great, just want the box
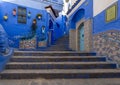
[14,51,96,56]
[10,56,107,62]
[6,62,117,69]
[0,69,120,79]
[1,79,120,85]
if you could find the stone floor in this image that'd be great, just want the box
[0,79,120,85]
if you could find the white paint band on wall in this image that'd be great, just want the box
[93,0,118,17]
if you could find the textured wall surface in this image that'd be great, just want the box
[93,30,120,63]
[19,37,36,49]
[69,29,77,51]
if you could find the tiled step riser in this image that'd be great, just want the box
[1,73,120,79]
[14,53,96,56]
[6,64,117,69]
[10,57,106,62]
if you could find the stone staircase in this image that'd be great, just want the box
[0,51,120,79]
[0,35,120,80]
[40,35,70,51]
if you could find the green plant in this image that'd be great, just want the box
[36,14,42,19]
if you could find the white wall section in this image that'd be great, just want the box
[93,0,118,17]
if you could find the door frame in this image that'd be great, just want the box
[76,18,93,52]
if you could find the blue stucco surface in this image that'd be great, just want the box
[0,1,66,48]
[69,0,93,29]
[0,24,13,72]
[93,1,120,34]
[0,2,47,48]
[68,0,120,35]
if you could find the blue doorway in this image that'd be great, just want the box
[79,23,84,51]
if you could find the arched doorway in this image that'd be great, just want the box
[69,8,92,52]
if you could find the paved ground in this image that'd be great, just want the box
[0,79,120,85]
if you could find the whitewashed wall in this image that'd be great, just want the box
[93,0,118,17]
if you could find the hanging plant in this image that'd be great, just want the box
[28,11,31,18]
[31,19,37,34]
[12,8,16,16]
[3,14,8,21]
[36,14,42,20]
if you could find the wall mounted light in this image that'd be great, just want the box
[12,8,16,16]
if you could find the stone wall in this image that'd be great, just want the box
[69,19,92,52]
[84,19,93,52]
[93,30,120,63]
[69,29,77,51]
[19,37,36,49]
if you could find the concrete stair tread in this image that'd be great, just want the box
[1,69,120,74]
[7,62,115,65]
[14,51,94,53]
[12,56,106,58]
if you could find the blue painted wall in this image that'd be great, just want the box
[69,0,120,35]
[55,15,67,39]
[0,1,66,48]
[69,0,93,29]
[0,2,48,48]
[93,1,120,34]
[0,24,13,72]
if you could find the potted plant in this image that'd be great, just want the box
[36,14,42,20]
[3,14,8,21]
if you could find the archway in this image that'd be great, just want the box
[70,9,85,29]
[69,8,92,52]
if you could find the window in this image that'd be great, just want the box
[18,7,27,24]
[106,4,117,22]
